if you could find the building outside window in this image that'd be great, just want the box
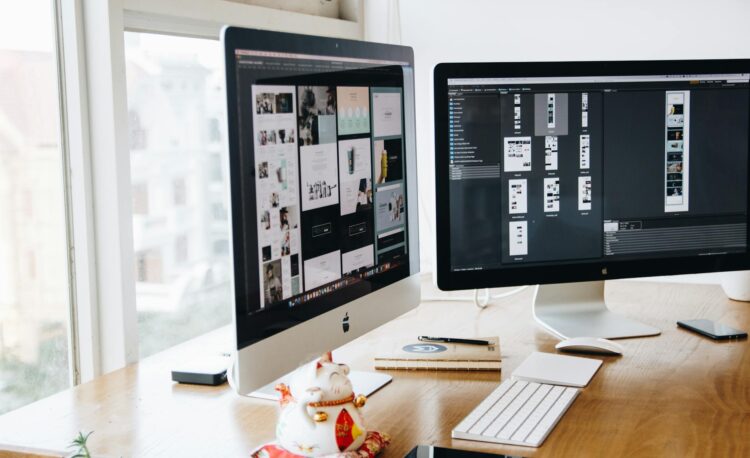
[0,0,71,415]
[125,32,232,358]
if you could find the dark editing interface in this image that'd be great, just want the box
[234,50,409,311]
[446,73,750,271]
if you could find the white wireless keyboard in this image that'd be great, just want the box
[452,378,579,448]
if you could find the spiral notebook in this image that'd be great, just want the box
[374,337,501,371]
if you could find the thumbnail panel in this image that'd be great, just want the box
[372,89,402,137]
[545,135,558,171]
[544,177,560,213]
[300,143,339,211]
[534,93,569,136]
[298,86,336,145]
[252,85,302,308]
[509,221,528,256]
[374,138,403,184]
[547,93,556,128]
[509,178,528,214]
[579,134,590,169]
[581,92,589,128]
[339,137,373,215]
[342,244,374,275]
[256,90,293,115]
[665,91,690,213]
[578,176,592,211]
[304,250,342,290]
[337,86,370,135]
[375,183,405,232]
[503,136,532,172]
[514,93,522,131]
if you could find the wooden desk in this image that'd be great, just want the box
[1,280,748,457]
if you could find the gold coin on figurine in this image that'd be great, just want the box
[353,394,367,408]
[313,411,328,422]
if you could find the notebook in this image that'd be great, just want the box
[511,351,601,387]
[374,337,501,371]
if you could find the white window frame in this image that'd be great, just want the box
[59,0,364,381]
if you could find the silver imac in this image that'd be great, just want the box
[222,26,420,396]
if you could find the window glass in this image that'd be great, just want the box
[125,32,232,358]
[0,0,71,414]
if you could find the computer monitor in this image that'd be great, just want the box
[222,27,420,396]
[433,60,750,339]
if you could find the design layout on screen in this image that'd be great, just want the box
[665,91,690,212]
[509,221,528,256]
[445,71,749,272]
[247,77,407,309]
[544,177,560,213]
[578,176,592,211]
[504,137,532,172]
[372,90,402,137]
[509,179,528,214]
[338,86,371,135]
[580,134,590,169]
[545,136,558,171]
[252,85,303,307]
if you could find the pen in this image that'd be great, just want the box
[418,336,491,346]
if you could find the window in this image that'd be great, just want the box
[213,239,229,256]
[0,0,71,414]
[125,32,232,358]
[129,110,147,150]
[173,177,186,206]
[211,202,227,221]
[174,234,188,264]
[208,117,221,143]
[132,183,150,215]
[209,153,223,182]
[136,250,163,283]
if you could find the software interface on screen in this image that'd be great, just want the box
[446,73,750,271]
[232,49,410,315]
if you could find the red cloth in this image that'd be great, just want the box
[250,431,390,458]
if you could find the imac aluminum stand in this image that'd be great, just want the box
[532,281,660,339]
[248,370,392,401]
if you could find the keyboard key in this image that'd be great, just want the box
[467,380,526,435]
[485,382,539,437]
[454,379,515,433]
[526,387,579,445]
[509,384,552,442]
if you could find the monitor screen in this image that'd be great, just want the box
[228,47,412,348]
[440,69,750,277]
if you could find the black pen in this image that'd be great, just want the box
[418,336,491,346]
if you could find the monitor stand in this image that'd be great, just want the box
[532,281,661,339]
[248,370,392,401]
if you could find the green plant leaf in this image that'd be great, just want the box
[68,431,93,458]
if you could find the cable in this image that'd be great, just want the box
[473,288,490,308]
[422,285,530,308]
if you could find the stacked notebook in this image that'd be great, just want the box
[374,337,501,371]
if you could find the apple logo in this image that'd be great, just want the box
[342,313,350,333]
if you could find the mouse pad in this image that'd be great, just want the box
[511,351,602,387]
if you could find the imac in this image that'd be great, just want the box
[222,27,420,396]
[433,60,750,339]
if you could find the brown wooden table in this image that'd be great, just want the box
[1,280,749,457]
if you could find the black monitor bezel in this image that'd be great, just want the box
[434,59,750,290]
[223,27,416,349]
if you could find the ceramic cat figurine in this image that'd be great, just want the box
[275,352,367,456]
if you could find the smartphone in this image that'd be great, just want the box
[677,319,748,340]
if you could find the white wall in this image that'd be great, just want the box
[398,0,750,282]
